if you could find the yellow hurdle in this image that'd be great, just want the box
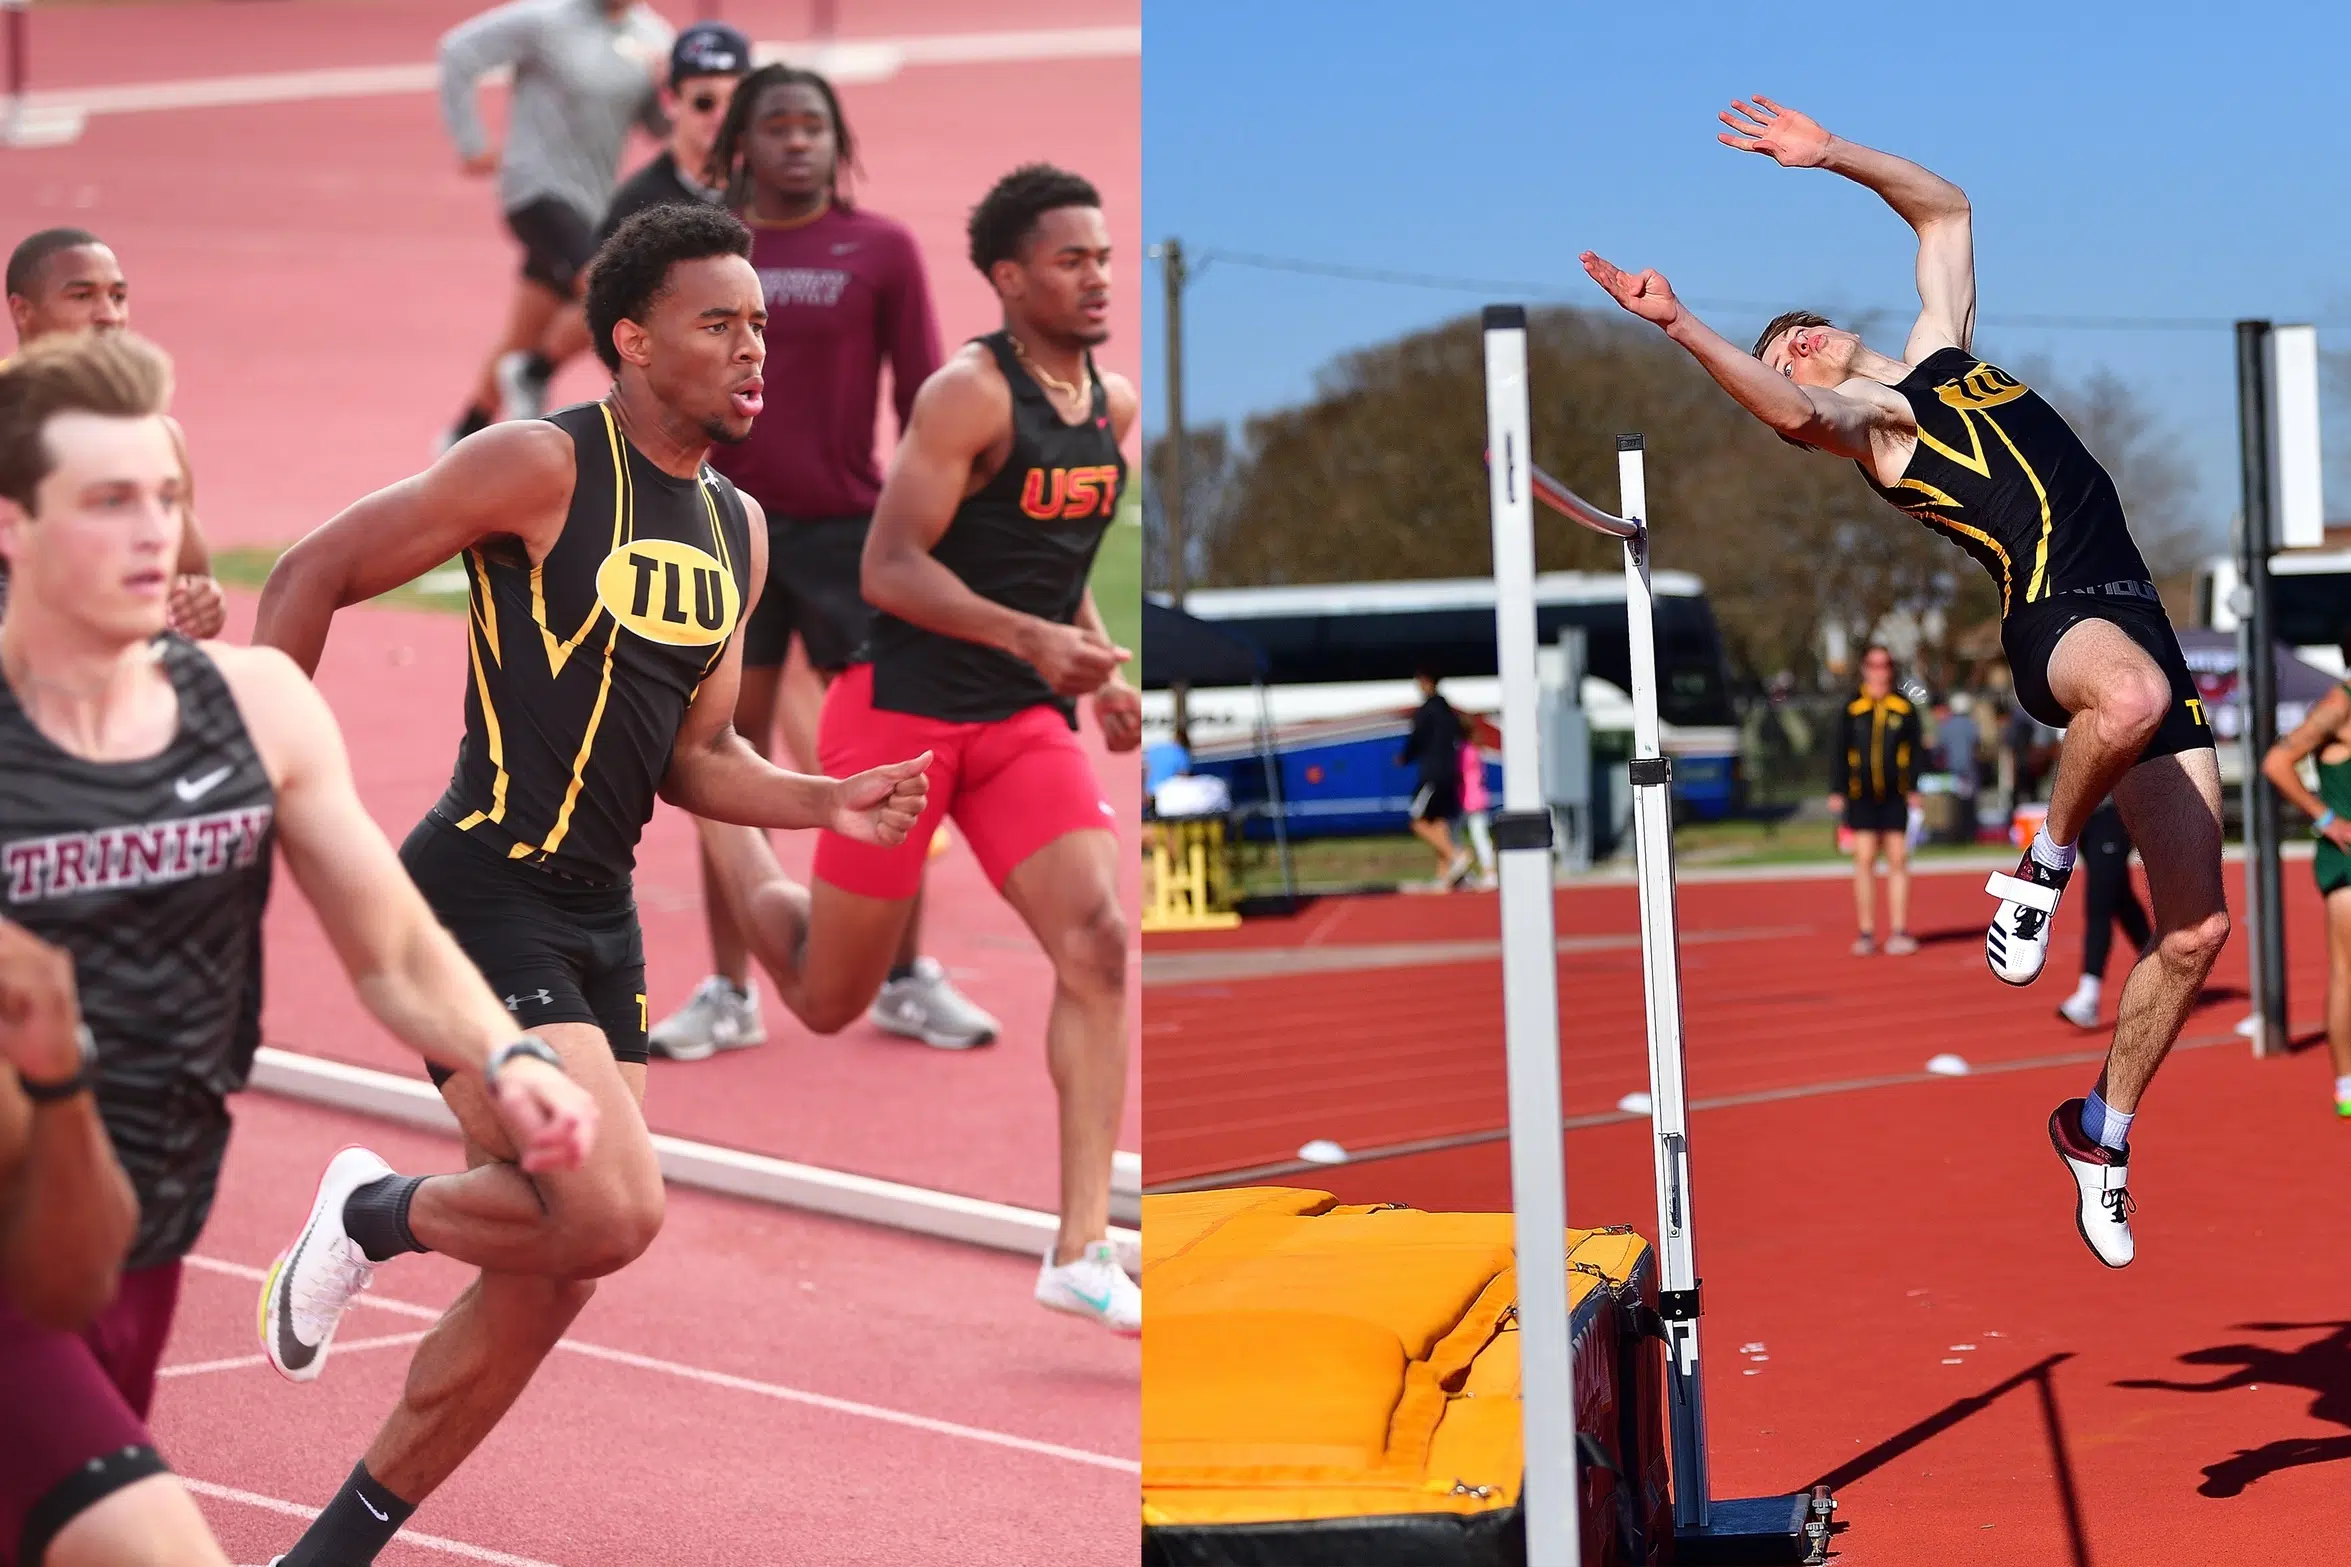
[1142,816,1242,931]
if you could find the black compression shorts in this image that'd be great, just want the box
[400,814,649,1067]
[505,196,599,295]
[1841,797,1910,835]
[2002,593,2214,766]
[740,514,876,672]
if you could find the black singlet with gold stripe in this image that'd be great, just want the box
[1860,347,2157,619]
[431,402,753,884]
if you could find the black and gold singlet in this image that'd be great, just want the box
[1861,348,2158,619]
[432,402,754,884]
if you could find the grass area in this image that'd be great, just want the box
[213,496,1141,676]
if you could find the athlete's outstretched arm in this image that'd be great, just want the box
[661,506,933,843]
[1719,95,1974,358]
[1581,254,1887,462]
[214,645,598,1173]
[862,356,1130,697]
[253,424,575,675]
[0,920,138,1330]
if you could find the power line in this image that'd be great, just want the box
[1180,247,2351,335]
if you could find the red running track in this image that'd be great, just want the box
[1144,863,2351,1563]
[166,1093,1135,1565]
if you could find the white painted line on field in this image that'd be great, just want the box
[24,27,1139,119]
[160,1329,428,1380]
[182,1255,1134,1473]
[244,1046,1140,1270]
[182,1478,563,1567]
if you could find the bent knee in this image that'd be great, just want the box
[2096,672,2170,742]
[558,1185,666,1278]
[1049,898,1129,996]
[2161,910,2232,967]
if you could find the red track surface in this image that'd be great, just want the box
[1145,863,2351,1563]
[167,1093,1136,1565]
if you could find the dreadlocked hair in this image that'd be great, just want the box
[704,62,859,210]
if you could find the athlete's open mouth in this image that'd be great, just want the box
[729,377,764,418]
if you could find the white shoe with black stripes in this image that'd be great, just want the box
[1985,852,2071,986]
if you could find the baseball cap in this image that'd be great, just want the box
[671,22,752,87]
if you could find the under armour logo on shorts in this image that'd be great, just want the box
[504,989,556,1011]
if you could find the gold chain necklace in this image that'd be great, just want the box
[1009,335,1089,405]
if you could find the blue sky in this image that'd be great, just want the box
[1143,0,2351,548]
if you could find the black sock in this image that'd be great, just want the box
[280,1461,415,1565]
[342,1174,430,1263]
[887,961,918,984]
[521,350,557,382]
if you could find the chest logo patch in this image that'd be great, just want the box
[1935,363,2029,411]
[1019,464,1122,521]
[595,538,741,648]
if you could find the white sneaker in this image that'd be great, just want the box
[494,350,550,421]
[2048,1099,2134,1267]
[1986,853,2070,986]
[867,957,999,1050]
[649,976,765,1062]
[260,1147,393,1383]
[2058,983,2102,1030]
[1036,1241,1140,1336]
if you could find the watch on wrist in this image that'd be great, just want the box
[484,1036,564,1089]
[19,1024,98,1104]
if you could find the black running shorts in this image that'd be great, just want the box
[1841,797,1909,834]
[505,196,600,295]
[1411,779,1461,825]
[400,814,649,1067]
[2002,595,2214,765]
[740,514,876,672]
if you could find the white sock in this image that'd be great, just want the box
[2030,823,2077,872]
[2335,1075,2351,1105]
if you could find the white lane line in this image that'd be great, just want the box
[182,1479,563,1567]
[183,1255,1136,1473]
[160,1330,429,1380]
[25,26,1139,118]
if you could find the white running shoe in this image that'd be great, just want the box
[2058,983,2102,1030]
[260,1146,394,1383]
[2048,1099,2134,1267]
[867,957,999,1050]
[494,350,550,422]
[1036,1241,1141,1336]
[648,976,765,1062]
[1985,853,2071,985]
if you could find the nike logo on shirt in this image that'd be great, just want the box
[175,765,233,803]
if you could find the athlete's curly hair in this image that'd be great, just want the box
[966,164,1101,277]
[704,63,859,211]
[583,204,753,373]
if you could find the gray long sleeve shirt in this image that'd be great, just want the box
[438,0,673,222]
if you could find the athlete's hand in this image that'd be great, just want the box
[828,753,932,847]
[0,919,85,1085]
[168,574,227,641]
[460,147,500,177]
[487,1054,598,1175]
[1580,253,1682,330]
[1095,679,1142,753]
[2324,818,2351,851]
[1718,96,1831,168]
[1827,793,1846,821]
[1023,622,1131,698]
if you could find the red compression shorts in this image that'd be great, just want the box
[1,1262,182,1562]
[813,664,1114,900]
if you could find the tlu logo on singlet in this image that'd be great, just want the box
[593,538,743,648]
[1935,363,2030,411]
[1019,465,1121,522]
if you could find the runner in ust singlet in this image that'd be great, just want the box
[3,227,223,637]
[2261,642,2351,1116]
[0,331,594,1567]
[249,204,929,1567]
[1582,97,2228,1271]
[649,62,998,1063]
[695,164,1142,1334]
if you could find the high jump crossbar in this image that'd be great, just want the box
[1481,304,1832,1564]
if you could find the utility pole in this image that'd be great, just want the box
[1159,236,1191,748]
